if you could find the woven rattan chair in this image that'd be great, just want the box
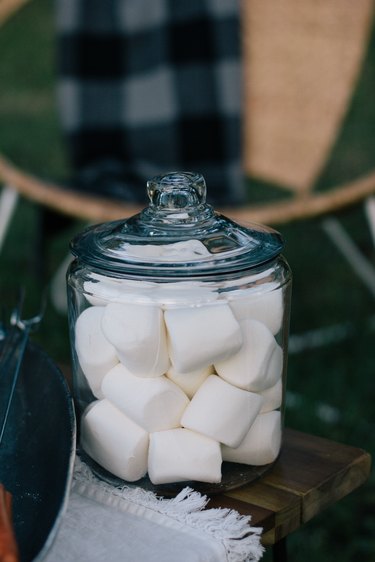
[1,0,375,234]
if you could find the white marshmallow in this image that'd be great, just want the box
[122,240,211,261]
[83,286,109,307]
[75,306,119,398]
[222,411,282,466]
[81,399,149,482]
[215,319,283,393]
[157,287,218,307]
[166,364,214,399]
[260,378,283,414]
[181,375,263,447]
[229,287,284,335]
[101,363,189,432]
[164,303,242,373]
[84,274,156,306]
[85,272,218,307]
[101,303,169,377]
[148,428,222,484]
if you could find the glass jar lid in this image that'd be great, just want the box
[70,171,284,278]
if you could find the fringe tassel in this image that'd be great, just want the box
[73,456,264,562]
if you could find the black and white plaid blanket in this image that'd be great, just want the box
[55,0,243,205]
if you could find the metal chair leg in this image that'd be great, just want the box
[0,185,18,253]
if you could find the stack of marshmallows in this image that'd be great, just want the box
[76,278,285,485]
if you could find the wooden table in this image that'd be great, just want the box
[208,428,371,561]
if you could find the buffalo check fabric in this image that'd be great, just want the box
[55,0,244,205]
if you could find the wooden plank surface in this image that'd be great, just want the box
[209,428,371,546]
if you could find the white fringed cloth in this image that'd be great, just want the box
[45,456,264,562]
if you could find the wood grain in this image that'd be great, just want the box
[210,428,371,546]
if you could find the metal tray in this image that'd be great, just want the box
[0,341,76,561]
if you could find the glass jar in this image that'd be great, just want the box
[67,172,292,494]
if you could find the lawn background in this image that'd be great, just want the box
[0,1,374,560]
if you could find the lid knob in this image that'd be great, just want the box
[147,172,206,210]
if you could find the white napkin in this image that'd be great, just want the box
[44,457,264,562]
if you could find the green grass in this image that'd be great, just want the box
[0,2,374,560]
[0,0,67,174]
